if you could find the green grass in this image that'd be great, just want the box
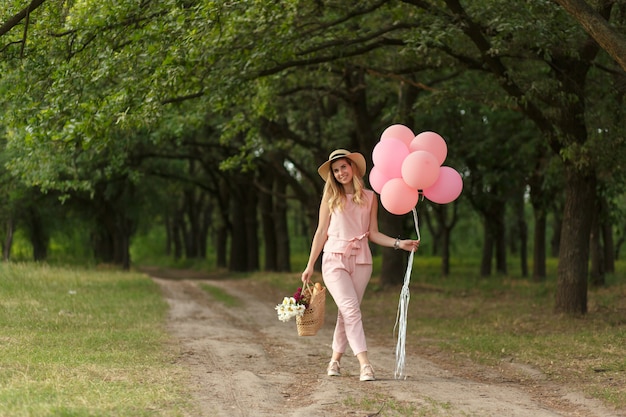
[384,262,626,410]
[198,283,240,307]
[0,263,191,417]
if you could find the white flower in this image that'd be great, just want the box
[275,296,307,322]
[282,297,296,305]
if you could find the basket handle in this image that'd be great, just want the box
[304,281,315,298]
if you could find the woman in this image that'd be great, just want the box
[301,149,420,381]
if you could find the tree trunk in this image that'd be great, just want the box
[216,177,231,269]
[440,221,451,277]
[216,225,228,268]
[600,198,615,274]
[92,228,113,264]
[169,208,184,260]
[182,190,196,258]
[3,217,14,261]
[480,199,506,276]
[229,189,248,271]
[529,161,549,281]
[615,230,624,262]
[589,200,604,287]
[118,219,132,270]
[259,171,278,271]
[111,216,132,270]
[182,188,209,259]
[514,191,528,277]
[432,203,459,277]
[379,208,407,286]
[555,169,596,314]
[494,203,507,275]
[420,208,440,256]
[304,197,323,272]
[532,207,547,281]
[27,207,48,261]
[92,209,133,270]
[199,203,211,258]
[481,220,492,277]
[274,174,291,272]
[227,174,259,272]
[164,214,172,257]
[551,210,562,258]
[245,186,259,271]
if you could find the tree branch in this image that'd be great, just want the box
[442,0,557,145]
[553,0,626,72]
[0,0,47,38]
[294,0,390,38]
[256,37,406,77]
[296,23,414,56]
[161,91,205,105]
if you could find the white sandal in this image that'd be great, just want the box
[360,363,375,381]
[327,360,341,376]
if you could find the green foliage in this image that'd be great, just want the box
[2,0,624,186]
[1,1,625,293]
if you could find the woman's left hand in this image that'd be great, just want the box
[399,239,420,252]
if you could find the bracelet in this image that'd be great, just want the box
[393,237,400,250]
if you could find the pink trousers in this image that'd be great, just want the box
[322,252,373,356]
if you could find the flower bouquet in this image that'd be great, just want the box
[275,282,326,336]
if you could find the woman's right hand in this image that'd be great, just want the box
[301,266,313,284]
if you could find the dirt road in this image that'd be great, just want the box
[149,272,623,417]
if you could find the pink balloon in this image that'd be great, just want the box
[423,166,463,204]
[369,166,390,194]
[410,131,448,166]
[380,124,415,147]
[372,137,409,179]
[380,178,419,215]
[401,150,440,190]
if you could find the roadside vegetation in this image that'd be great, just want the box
[0,263,191,417]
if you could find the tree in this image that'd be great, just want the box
[394,0,625,314]
[1,1,624,313]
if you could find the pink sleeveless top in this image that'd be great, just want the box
[323,189,374,264]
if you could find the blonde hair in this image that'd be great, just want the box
[323,158,367,212]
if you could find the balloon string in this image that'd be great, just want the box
[393,207,420,380]
[412,206,421,242]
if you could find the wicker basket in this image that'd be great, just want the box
[296,283,326,336]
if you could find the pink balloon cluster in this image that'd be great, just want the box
[369,124,463,215]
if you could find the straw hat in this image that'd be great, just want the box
[317,149,367,180]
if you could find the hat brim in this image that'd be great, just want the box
[318,151,367,180]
